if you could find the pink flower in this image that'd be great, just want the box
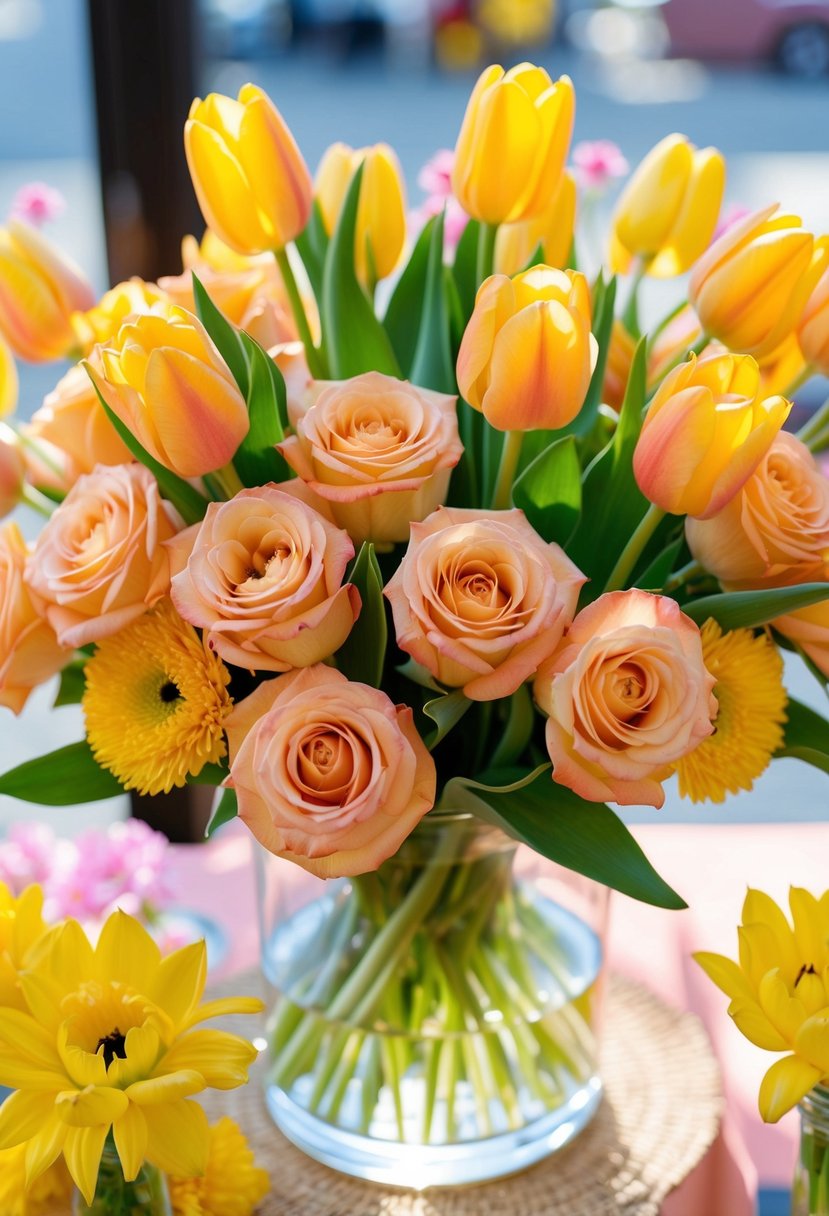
[9,182,66,228]
[0,823,57,892]
[712,203,752,244]
[572,140,628,193]
[417,149,455,197]
[409,195,469,253]
[47,820,172,923]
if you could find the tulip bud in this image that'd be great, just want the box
[72,278,169,355]
[798,268,829,376]
[0,422,25,518]
[0,220,94,362]
[315,142,407,287]
[609,134,725,278]
[452,64,574,225]
[633,352,790,520]
[0,331,17,418]
[690,205,829,360]
[494,171,576,277]
[85,304,249,478]
[185,84,313,255]
[457,265,597,432]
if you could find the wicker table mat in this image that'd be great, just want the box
[204,973,722,1216]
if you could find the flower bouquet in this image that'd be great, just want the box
[1,63,828,1186]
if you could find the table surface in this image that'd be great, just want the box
[174,819,829,1216]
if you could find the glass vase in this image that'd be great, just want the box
[793,1087,829,1215]
[257,810,609,1187]
[72,1140,171,1216]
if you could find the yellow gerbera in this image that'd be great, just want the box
[169,1118,269,1216]
[674,618,787,803]
[0,904,262,1204]
[83,599,232,796]
[0,1143,71,1216]
[0,883,48,1010]
[696,886,829,1122]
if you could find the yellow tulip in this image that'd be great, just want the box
[72,277,169,355]
[84,303,249,478]
[696,887,829,1122]
[0,422,24,518]
[456,265,597,432]
[633,351,790,519]
[315,142,407,286]
[690,204,829,360]
[452,63,574,225]
[0,332,17,417]
[494,171,576,277]
[185,84,312,255]
[798,268,829,376]
[609,134,725,278]
[0,220,93,362]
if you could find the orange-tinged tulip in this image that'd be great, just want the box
[452,64,574,225]
[72,277,169,354]
[494,170,576,277]
[0,331,16,417]
[185,84,312,255]
[759,334,808,398]
[315,142,407,286]
[646,304,707,389]
[457,265,597,432]
[0,220,93,362]
[0,422,24,518]
[798,268,829,376]
[609,134,725,278]
[84,304,249,478]
[602,319,636,411]
[690,204,829,360]
[633,351,791,519]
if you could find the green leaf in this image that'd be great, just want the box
[53,661,86,707]
[205,787,238,838]
[775,697,829,776]
[91,385,209,526]
[232,333,292,486]
[424,689,473,749]
[451,218,480,323]
[192,272,249,396]
[444,765,686,910]
[396,658,442,692]
[322,163,401,378]
[567,273,617,438]
[683,583,829,631]
[0,742,123,805]
[410,209,455,394]
[636,534,685,592]
[490,686,535,769]
[336,542,387,687]
[383,218,434,375]
[294,199,329,304]
[512,435,581,545]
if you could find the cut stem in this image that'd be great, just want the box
[491,429,523,511]
[664,558,705,593]
[476,222,498,286]
[275,246,326,378]
[604,502,666,592]
[21,484,56,517]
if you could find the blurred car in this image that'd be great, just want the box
[661,0,829,77]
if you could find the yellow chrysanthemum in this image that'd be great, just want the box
[0,883,48,1010]
[696,887,829,1121]
[83,599,232,796]
[0,903,263,1204]
[0,1143,71,1216]
[674,618,787,803]
[169,1118,269,1216]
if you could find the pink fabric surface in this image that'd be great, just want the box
[171,820,829,1213]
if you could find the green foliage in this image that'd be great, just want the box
[205,787,238,838]
[192,272,249,396]
[232,333,292,486]
[424,690,472,749]
[336,542,387,688]
[776,698,829,776]
[451,218,481,323]
[683,583,829,631]
[53,661,86,707]
[294,199,329,303]
[0,742,123,805]
[567,272,617,438]
[410,210,455,394]
[383,217,434,375]
[512,434,581,546]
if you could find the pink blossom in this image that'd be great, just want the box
[409,196,469,254]
[0,823,57,891]
[417,149,455,198]
[713,203,752,243]
[572,140,629,193]
[9,182,66,227]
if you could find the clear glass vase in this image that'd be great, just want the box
[257,810,609,1187]
[72,1140,171,1216]
[793,1087,829,1215]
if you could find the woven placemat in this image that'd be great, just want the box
[204,973,722,1216]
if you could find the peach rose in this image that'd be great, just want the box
[534,590,716,808]
[279,371,463,545]
[686,432,829,590]
[385,506,586,701]
[26,463,180,648]
[0,423,24,518]
[774,601,829,678]
[169,485,360,672]
[0,522,69,712]
[27,360,131,479]
[226,665,436,877]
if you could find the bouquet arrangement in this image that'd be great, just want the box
[0,63,828,1181]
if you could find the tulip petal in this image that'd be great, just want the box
[456,275,516,411]
[613,135,692,260]
[185,120,269,254]
[650,147,725,277]
[237,94,312,250]
[759,1054,822,1123]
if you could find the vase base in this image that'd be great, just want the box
[265,1075,603,1188]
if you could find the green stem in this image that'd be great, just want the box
[275,246,326,378]
[797,395,829,448]
[21,483,56,517]
[664,558,705,593]
[621,259,647,337]
[783,364,815,401]
[604,503,666,592]
[476,221,498,285]
[13,427,67,483]
[491,429,523,511]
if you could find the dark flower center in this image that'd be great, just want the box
[795,963,817,987]
[159,681,181,704]
[96,1029,128,1067]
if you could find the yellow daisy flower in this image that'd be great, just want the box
[0,1143,71,1216]
[169,1118,269,1216]
[83,598,232,796]
[674,618,787,803]
[0,883,48,1010]
[0,905,263,1204]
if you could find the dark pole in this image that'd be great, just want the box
[86,0,203,285]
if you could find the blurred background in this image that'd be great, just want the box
[0,0,826,829]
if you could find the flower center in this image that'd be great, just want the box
[795,963,818,987]
[159,681,181,704]
[96,1029,128,1068]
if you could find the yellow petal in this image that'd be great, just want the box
[693,951,755,1004]
[24,1113,67,1187]
[143,1099,209,1177]
[650,147,725,277]
[790,887,826,966]
[0,1090,57,1151]
[0,331,18,416]
[0,1049,68,1092]
[94,911,161,993]
[744,889,799,966]
[150,942,207,1029]
[113,1104,148,1182]
[184,120,268,254]
[125,1070,206,1106]
[154,1030,258,1090]
[63,1124,108,1206]
[729,997,789,1051]
[183,996,264,1031]
[758,1054,823,1123]
[55,1085,129,1128]
[58,1023,108,1089]
[758,969,807,1043]
[0,1008,61,1069]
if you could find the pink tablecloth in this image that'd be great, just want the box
[172,821,829,1215]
